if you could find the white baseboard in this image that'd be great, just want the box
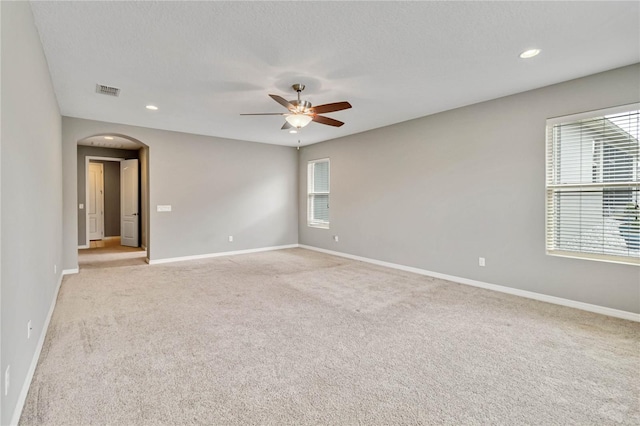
[10,271,64,425]
[299,245,640,322]
[62,268,78,275]
[148,244,300,265]
[77,244,89,249]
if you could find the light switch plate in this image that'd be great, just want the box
[79,204,84,209]
[157,205,172,212]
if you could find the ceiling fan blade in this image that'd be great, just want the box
[309,102,352,115]
[240,113,287,116]
[312,115,344,127]
[269,94,296,112]
[281,121,293,130]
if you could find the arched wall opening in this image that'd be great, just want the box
[76,133,150,264]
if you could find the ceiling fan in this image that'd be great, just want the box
[241,84,351,131]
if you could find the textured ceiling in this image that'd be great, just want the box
[30,1,639,147]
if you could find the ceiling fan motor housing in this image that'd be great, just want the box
[290,99,312,113]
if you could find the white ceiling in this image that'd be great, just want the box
[30,1,639,147]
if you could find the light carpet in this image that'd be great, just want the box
[76,238,147,270]
[20,248,640,425]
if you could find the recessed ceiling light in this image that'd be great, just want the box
[146,105,158,110]
[289,129,298,134]
[519,48,541,59]
[104,136,114,140]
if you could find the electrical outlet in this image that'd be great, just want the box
[27,320,32,339]
[479,257,486,267]
[79,204,84,209]
[333,235,339,242]
[4,365,10,396]
[228,236,233,242]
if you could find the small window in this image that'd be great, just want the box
[545,104,639,265]
[308,158,330,228]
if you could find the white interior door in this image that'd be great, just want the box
[88,162,104,241]
[121,159,139,247]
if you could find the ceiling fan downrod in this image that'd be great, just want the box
[291,84,311,113]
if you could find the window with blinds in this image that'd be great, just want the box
[308,158,330,228]
[546,104,639,265]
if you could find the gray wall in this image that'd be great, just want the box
[140,147,149,248]
[1,2,63,424]
[63,118,299,268]
[76,146,139,244]
[299,64,640,314]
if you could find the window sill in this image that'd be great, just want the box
[547,250,639,266]
[308,223,330,230]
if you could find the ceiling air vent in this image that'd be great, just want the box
[95,84,120,97]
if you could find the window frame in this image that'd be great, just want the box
[545,103,640,266]
[307,158,330,229]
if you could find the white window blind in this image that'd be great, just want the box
[308,159,330,228]
[546,104,640,265]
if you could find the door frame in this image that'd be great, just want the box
[83,156,125,248]
[88,161,105,241]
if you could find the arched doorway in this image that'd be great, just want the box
[76,134,150,269]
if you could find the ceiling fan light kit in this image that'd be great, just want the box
[241,83,352,131]
[286,113,313,129]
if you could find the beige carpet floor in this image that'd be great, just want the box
[77,238,147,270]
[20,248,640,425]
